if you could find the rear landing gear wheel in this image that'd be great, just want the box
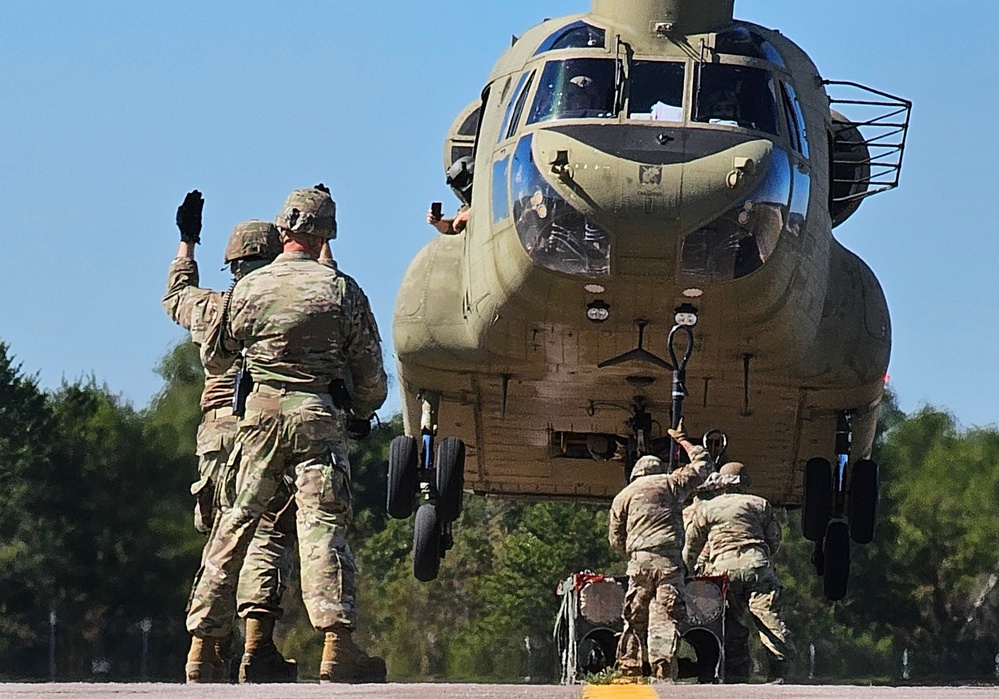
[823,520,850,601]
[413,503,442,582]
[848,459,878,544]
[387,436,418,519]
[802,458,832,542]
[435,437,466,522]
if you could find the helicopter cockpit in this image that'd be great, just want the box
[523,55,782,135]
[485,20,814,283]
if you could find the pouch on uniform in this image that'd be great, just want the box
[217,444,242,511]
[190,475,216,534]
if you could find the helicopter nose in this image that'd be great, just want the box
[531,125,777,252]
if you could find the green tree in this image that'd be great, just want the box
[0,342,59,678]
[42,380,197,680]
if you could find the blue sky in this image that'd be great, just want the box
[1,1,995,427]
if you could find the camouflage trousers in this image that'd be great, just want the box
[616,553,686,680]
[187,386,356,638]
[711,554,795,681]
[189,409,297,622]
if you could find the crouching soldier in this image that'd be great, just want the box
[683,462,796,683]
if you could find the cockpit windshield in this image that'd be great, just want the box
[527,58,616,124]
[694,63,779,135]
[628,61,685,121]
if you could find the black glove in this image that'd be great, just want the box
[176,190,204,244]
[314,182,331,194]
[346,416,371,440]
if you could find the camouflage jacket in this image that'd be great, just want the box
[608,445,714,565]
[161,257,237,412]
[201,252,387,418]
[683,492,781,572]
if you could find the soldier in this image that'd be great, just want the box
[427,155,474,235]
[683,462,796,683]
[162,190,298,684]
[189,186,388,684]
[608,420,715,682]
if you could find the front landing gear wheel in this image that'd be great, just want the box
[823,520,850,601]
[436,437,465,522]
[413,503,442,582]
[387,436,418,519]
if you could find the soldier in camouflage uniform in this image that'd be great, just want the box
[189,186,388,684]
[162,191,298,684]
[608,420,715,682]
[683,462,795,682]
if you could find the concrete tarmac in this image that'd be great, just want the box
[3,684,998,699]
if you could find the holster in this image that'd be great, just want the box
[232,358,253,418]
[329,378,352,411]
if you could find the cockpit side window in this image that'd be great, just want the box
[527,58,617,124]
[533,20,606,55]
[499,72,532,143]
[504,72,536,140]
[780,82,809,159]
[627,61,685,121]
[694,63,779,135]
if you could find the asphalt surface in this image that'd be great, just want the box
[3,684,999,699]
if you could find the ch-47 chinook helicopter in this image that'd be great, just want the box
[389,0,910,600]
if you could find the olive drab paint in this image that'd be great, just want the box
[394,0,906,507]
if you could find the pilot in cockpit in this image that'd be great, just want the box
[705,88,741,126]
[562,75,600,115]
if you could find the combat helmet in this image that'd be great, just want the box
[223,220,282,264]
[630,454,663,480]
[446,156,474,206]
[275,187,337,240]
[718,461,751,487]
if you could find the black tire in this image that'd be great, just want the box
[436,437,466,522]
[387,436,418,519]
[413,503,442,582]
[848,459,878,544]
[802,458,832,541]
[823,520,850,601]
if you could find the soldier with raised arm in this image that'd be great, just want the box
[162,191,297,684]
[188,186,388,684]
[684,462,796,683]
[608,420,715,682]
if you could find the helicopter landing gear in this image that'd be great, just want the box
[802,411,879,600]
[387,391,466,582]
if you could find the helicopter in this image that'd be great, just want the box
[389,0,910,600]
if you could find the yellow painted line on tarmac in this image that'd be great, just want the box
[581,685,658,699]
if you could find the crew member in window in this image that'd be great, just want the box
[428,156,474,234]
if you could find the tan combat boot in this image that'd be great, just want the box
[185,635,230,684]
[238,615,298,683]
[650,657,678,684]
[319,627,387,684]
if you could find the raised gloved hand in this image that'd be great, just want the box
[176,190,204,244]
[667,417,687,443]
[346,416,372,440]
